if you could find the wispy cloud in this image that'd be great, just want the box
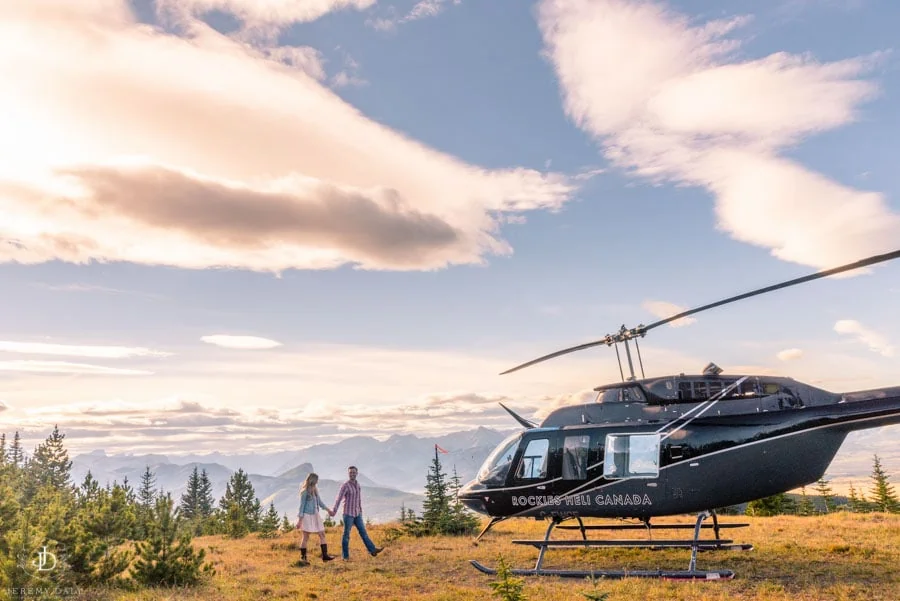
[157,0,377,33]
[776,348,804,361]
[200,335,283,349]
[0,360,153,376]
[538,0,897,271]
[834,319,895,357]
[367,0,462,32]
[0,401,8,413]
[0,340,172,358]
[0,0,573,274]
[30,282,167,300]
[642,300,697,327]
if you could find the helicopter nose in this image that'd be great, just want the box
[458,480,489,515]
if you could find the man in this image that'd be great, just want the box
[332,465,383,560]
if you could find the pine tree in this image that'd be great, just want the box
[121,475,136,504]
[490,554,527,601]
[139,465,157,508]
[219,468,261,536]
[198,469,214,518]
[421,447,451,531]
[405,448,478,536]
[131,494,215,586]
[0,433,6,465]
[869,454,900,513]
[281,513,293,533]
[797,486,815,516]
[10,431,24,467]
[180,466,202,520]
[79,471,101,505]
[29,425,73,489]
[259,502,280,538]
[847,482,870,513]
[746,493,791,516]
[814,477,836,513]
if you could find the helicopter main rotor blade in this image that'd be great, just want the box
[641,247,900,333]
[500,247,900,376]
[499,336,612,375]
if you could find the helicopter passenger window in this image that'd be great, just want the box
[515,438,550,480]
[760,381,782,395]
[603,434,661,479]
[562,435,590,480]
[622,387,646,403]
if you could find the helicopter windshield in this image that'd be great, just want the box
[476,432,521,486]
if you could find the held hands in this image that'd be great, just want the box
[327,509,335,517]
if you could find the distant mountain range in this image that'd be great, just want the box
[70,427,511,524]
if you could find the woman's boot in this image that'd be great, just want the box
[296,547,309,566]
[321,544,336,562]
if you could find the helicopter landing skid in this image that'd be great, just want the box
[470,510,747,580]
[468,560,734,580]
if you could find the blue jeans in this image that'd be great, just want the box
[341,514,376,558]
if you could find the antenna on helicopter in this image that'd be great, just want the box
[500,247,900,378]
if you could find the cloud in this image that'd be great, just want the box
[30,282,167,300]
[642,300,697,327]
[200,335,283,349]
[776,348,804,361]
[0,0,573,274]
[367,0,461,31]
[0,360,153,376]
[0,340,171,359]
[538,0,898,270]
[263,46,326,80]
[158,0,376,32]
[834,319,895,357]
[0,401,8,413]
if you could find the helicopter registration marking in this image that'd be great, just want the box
[512,494,652,507]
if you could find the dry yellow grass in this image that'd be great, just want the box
[99,513,900,601]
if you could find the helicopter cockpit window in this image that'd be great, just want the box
[562,435,590,480]
[515,438,550,480]
[476,432,521,486]
[603,433,661,479]
[596,389,621,403]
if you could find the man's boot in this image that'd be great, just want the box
[296,547,309,566]
[321,544,336,562]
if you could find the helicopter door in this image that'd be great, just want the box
[601,433,666,503]
[603,433,661,479]
[510,433,557,490]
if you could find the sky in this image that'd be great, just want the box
[2,0,900,486]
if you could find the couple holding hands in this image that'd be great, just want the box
[296,465,383,565]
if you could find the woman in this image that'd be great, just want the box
[297,472,336,564]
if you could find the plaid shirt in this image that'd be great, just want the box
[333,479,362,517]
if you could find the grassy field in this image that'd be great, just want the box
[105,513,900,601]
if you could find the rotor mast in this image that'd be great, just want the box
[613,325,644,382]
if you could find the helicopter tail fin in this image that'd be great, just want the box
[498,402,536,429]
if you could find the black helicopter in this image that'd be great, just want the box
[459,248,900,580]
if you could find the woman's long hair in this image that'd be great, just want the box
[300,472,319,497]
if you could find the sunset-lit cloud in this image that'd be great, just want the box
[200,335,283,350]
[158,0,377,31]
[776,348,804,361]
[642,300,697,327]
[0,0,573,274]
[834,319,895,357]
[538,0,897,270]
[0,360,153,376]
[0,340,171,358]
